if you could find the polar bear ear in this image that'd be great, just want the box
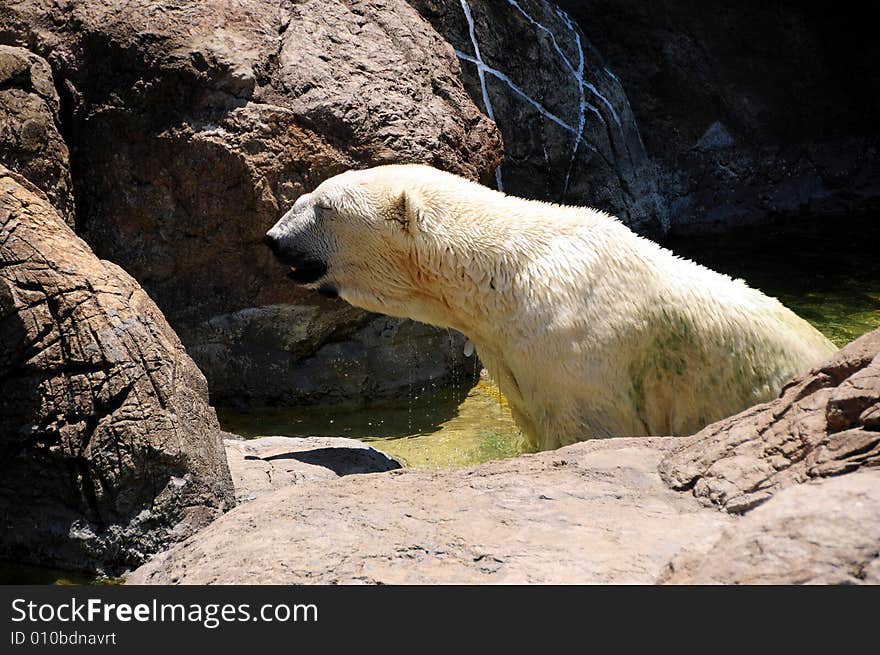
[389,189,423,230]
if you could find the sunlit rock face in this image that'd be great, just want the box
[409,0,668,237]
[0,0,500,406]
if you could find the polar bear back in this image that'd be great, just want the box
[271,164,838,450]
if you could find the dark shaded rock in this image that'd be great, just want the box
[0,0,502,405]
[0,166,233,575]
[0,45,74,226]
[189,307,478,406]
[225,436,402,503]
[409,0,666,237]
[660,328,880,514]
[556,0,880,233]
[661,470,880,584]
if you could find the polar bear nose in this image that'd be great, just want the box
[263,232,280,253]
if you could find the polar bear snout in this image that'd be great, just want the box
[263,229,328,285]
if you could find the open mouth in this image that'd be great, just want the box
[285,259,328,285]
[263,235,328,285]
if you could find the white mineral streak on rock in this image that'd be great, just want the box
[459,0,504,190]
[454,50,576,134]
[456,1,627,196]
[583,81,621,126]
[550,4,622,126]
[603,67,620,83]
[507,0,603,136]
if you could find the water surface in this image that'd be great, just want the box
[220,379,524,469]
[665,217,880,348]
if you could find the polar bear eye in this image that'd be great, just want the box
[314,203,334,219]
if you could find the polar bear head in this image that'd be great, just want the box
[264,164,510,334]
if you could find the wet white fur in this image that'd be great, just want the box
[271,165,838,450]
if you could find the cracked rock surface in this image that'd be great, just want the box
[660,470,880,584]
[0,167,234,574]
[0,0,500,405]
[660,328,880,514]
[0,45,74,226]
[128,437,734,584]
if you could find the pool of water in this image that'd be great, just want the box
[219,378,526,469]
[0,561,121,585]
[665,216,880,348]
[220,216,880,469]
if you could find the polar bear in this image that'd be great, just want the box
[265,165,837,450]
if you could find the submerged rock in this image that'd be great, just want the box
[0,167,233,575]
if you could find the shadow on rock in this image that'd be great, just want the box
[262,447,402,477]
[224,436,405,503]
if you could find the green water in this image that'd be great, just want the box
[0,561,121,585]
[219,379,526,469]
[221,216,880,469]
[665,217,880,348]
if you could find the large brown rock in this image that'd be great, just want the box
[660,328,880,514]
[409,0,666,236]
[128,437,734,584]
[0,0,501,405]
[0,45,74,226]
[660,470,880,584]
[0,166,234,574]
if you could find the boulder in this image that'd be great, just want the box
[225,436,402,503]
[0,166,234,574]
[660,328,880,514]
[0,0,500,405]
[128,437,734,584]
[661,470,880,584]
[0,45,74,226]
[190,310,478,406]
[409,0,666,236]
